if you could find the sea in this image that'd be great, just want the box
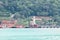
[0,28,60,40]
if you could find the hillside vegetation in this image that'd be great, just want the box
[0,0,60,27]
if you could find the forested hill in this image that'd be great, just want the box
[0,0,60,21]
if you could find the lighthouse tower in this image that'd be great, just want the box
[32,16,36,25]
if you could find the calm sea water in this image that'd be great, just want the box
[0,28,60,40]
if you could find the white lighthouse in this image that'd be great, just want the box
[32,16,36,25]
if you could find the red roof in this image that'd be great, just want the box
[1,20,17,28]
[16,25,24,28]
[0,25,2,28]
[32,16,52,20]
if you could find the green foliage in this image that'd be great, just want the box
[0,0,60,26]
